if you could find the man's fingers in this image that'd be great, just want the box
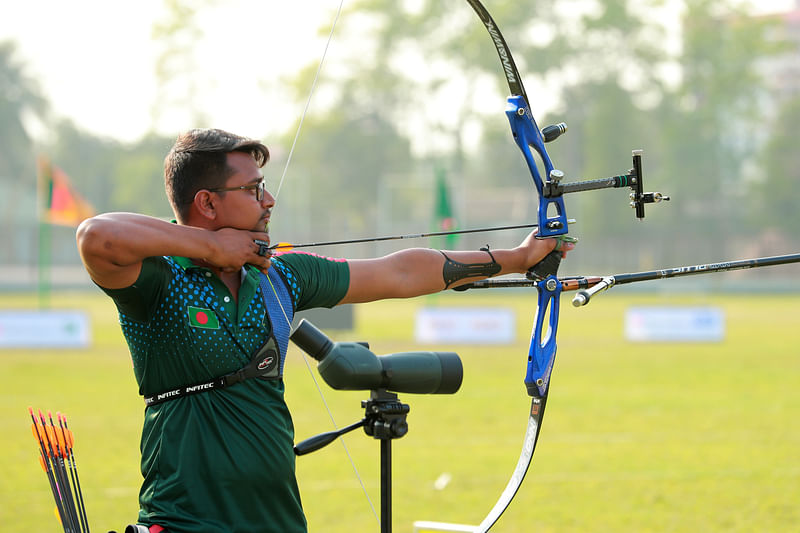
[554,235,578,252]
[251,231,271,258]
[554,235,578,257]
[249,236,272,272]
[254,239,271,257]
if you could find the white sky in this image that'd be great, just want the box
[1,0,338,143]
[1,0,796,145]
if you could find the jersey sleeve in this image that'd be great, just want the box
[271,252,349,312]
[99,256,169,323]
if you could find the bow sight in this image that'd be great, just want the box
[541,148,670,222]
[507,96,670,237]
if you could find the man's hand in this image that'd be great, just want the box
[515,230,577,270]
[207,228,273,274]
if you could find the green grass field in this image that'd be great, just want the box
[1,289,798,532]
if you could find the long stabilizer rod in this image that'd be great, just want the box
[456,252,800,305]
[571,252,800,306]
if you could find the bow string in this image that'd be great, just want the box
[269,1,381,527]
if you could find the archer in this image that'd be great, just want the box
[75,128,574,533]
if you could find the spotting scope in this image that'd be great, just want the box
[290,319,462,394]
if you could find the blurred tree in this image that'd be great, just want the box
[111,133,175,217]
[278,1,785,266]
[47,120,120,211]
[332,0,574,180]
[0,41,49,263]
[273,108,413,244]
[280,0,668,243]
[0,41,47,184]
[150,0,216,132]
[48,121,173,217]
[652,0,783,258]
[749,95,800,235]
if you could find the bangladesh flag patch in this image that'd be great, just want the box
[187,306,220,329]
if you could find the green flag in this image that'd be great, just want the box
[434,167,458,249]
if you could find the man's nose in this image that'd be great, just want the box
[262,189,276,208]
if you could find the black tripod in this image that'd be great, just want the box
[294,389,410,533]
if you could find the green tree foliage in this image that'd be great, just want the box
[273,109,413,245]
[653,1,783,256]
[150,0,217,131]
[285,0,787,268]
[546,80,661,239]
[47,121,174,217]
[749,96,800,235]
[284,0,677,260]
[0,41,49,263]
[0,41,46,184]
[335,0,575,177]
[1,1,790,271]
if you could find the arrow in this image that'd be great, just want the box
[29,407,90,532]
[262,221,576,252]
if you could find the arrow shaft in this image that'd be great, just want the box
[271,222,560,251]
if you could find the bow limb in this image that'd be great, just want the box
[462,0,570,528]
[465,0,569,238]
[476,397,546,532]
[476,276,561,532]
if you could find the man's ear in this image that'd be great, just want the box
[193,190,218,220]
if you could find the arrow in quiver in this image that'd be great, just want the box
[29,407,90,533]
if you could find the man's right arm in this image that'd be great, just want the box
[76,213,271,289]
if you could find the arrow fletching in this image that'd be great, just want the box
[28,408,90,532]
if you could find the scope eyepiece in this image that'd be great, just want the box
[289,319,333,362]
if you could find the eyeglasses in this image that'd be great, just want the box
[207,180,267,202]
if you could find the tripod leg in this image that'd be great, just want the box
[381,439,392,533]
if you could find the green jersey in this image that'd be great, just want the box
[102,252,349,533]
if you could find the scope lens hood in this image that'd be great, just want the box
[434,352,463,394]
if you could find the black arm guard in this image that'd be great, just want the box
[440,246,502,289]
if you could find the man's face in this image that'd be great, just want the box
[214,151,275,232]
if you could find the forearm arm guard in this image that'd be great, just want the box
[440,246,501,289]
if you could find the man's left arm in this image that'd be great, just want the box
[340,231,575,304]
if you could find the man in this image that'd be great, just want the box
[76,128,574,532]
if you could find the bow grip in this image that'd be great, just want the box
[527,249,562,280]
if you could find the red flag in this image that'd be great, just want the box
[38,157,94,227]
